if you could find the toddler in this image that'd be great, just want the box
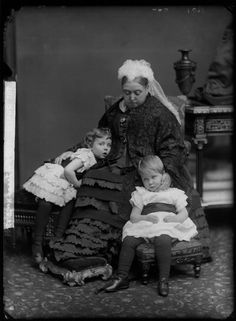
[100,155,197,296]
[23,127,112,263]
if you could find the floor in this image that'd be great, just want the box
[3,209,234,319]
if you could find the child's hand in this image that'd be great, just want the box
[55,151,74,164]
[145,216,159,224]
[163,215,176,223]
[75,179,82,188]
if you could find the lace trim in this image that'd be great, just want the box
[70,148,97,171]
[76,197,118,215]
[23,181,76,207]
[25,172,70,189]
[83,178,122,191]
[77,197,109,211]
[23,176,75,195]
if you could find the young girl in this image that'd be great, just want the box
[100,155,198,297]
[23,127,112,264]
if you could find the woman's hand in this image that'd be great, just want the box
[145,215,159,224]
[54,151,74,164]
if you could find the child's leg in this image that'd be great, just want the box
[117,236,144,278]
[54,200,75,238]
[153,234,172,296]
[32,199,53,262]
[153,234,172,279]
[102,236,144,293]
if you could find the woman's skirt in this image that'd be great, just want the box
[48,164,137,267]
[49,217,122,265]
[188,189,211,261]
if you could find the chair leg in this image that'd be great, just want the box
[193,263,201,278]
[193,254,202,278]
[141,262,151,285]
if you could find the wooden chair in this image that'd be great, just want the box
[13,189,113,287]
[104,95,203,283]
[13,189,59,247]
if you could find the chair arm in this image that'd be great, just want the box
[104,95,121,111]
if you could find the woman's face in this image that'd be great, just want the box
[122,80,149,108]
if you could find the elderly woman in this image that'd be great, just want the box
[47,59,210,272]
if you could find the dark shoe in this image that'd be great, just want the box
[158,278,169,297]
[104,277,129,293]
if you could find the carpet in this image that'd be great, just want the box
[3,223,234,319]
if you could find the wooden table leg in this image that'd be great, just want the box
[193,138,207,198]
[192,116,207,198]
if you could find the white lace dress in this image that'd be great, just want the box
[23,148,97,207]
[122,186,198,241]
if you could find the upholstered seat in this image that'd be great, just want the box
[136,239,202,284]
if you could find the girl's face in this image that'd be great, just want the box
[122,81,149,108]
[91,136,112,159]
[140,170,163,192]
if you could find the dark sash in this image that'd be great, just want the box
[141,203,176,216]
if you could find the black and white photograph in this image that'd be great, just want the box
[3,3,234,319]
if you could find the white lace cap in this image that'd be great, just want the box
[118,59,181,124]
[118,59,154,82]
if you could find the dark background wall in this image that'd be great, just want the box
[5,6,231,186]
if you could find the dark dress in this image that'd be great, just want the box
[49,94,211,266]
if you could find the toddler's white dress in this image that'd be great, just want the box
[122,186,198,241]
[23,148,97,207]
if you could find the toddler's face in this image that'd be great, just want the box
[141,170,163,192]
[92,136,112,159]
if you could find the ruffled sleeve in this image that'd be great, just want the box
[129,186,145,209]
[171,188,188,212]
[70,148,97,172]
